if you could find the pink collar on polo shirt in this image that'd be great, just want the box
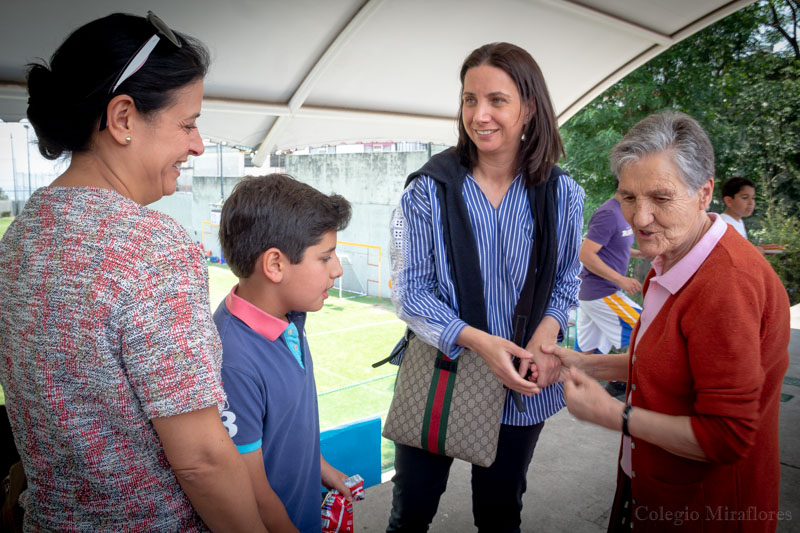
[225,284,288,341]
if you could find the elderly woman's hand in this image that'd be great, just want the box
[563,367,625,430]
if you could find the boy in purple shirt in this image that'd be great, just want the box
[214,174,353,533]
[576,193,643,395]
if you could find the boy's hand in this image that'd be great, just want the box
[320,456,352,502]
[617,276,642,295]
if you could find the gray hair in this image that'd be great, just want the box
[609,111,715,194]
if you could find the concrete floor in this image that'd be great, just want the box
[353,305,800,533]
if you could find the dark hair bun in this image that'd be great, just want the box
[27,62,94,160]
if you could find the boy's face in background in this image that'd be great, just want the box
[724,185,756,220]
[282,230,343,312]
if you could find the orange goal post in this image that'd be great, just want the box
[201,221,221,258]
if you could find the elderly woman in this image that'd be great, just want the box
[547,111,790,532]
[0,13,266,532]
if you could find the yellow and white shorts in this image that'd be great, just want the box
[575,291,641,353]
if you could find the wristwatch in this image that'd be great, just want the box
[622,404,634,436]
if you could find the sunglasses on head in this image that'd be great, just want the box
[99,11,182,131]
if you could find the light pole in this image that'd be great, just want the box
[9,132,18,215]
[217,141,223,201]
[217,141,228,202]
[23,124,31,200]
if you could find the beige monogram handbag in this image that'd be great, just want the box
[382,332,506,467]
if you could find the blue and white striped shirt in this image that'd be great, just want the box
[390,171,584,425]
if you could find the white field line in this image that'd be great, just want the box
[315,364,392,388]
[307,318,404,337]
[314,365,355,384]
[315,366,395,397]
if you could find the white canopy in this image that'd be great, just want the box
[0,0,753,165]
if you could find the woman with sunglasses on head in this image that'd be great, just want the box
[387,42,584,532]
[0,13,269,532]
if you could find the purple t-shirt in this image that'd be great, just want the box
[578,197,634,300]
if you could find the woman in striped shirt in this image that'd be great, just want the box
[387,42,584,532]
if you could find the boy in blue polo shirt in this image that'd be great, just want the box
[214,174,353,533]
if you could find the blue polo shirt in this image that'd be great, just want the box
[214,285,321,533]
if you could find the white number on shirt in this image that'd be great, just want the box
[220,410,238,438]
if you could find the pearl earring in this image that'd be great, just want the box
[125,136,131,144]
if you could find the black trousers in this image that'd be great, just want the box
[386,422,545,533]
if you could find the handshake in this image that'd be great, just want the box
[473,330,627,429]
[512,342,595,391]
[464,321,626,425]
[523,343,628,430]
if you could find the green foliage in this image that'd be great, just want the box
[561,0,800,238]
[0,188,8,201]
[751,206,800,305]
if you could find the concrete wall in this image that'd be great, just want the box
[151,147,449,299]
[150,175,245,258]
[193,148,244,178]
[287,149,446,299]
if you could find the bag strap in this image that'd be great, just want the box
[372,328,413,368]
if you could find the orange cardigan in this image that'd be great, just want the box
[624,228,790,532]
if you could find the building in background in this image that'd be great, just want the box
[148,138,447,300]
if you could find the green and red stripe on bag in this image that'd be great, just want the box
[382,334,506,467]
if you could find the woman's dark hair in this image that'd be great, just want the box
[456,42,564,186]
[26,13,210,160]
[219,174,352,278]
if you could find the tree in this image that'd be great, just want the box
[559,0,800,302]
[560,0,800,224]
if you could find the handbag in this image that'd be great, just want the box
[382,332,505,467]
[380,149,562,467]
